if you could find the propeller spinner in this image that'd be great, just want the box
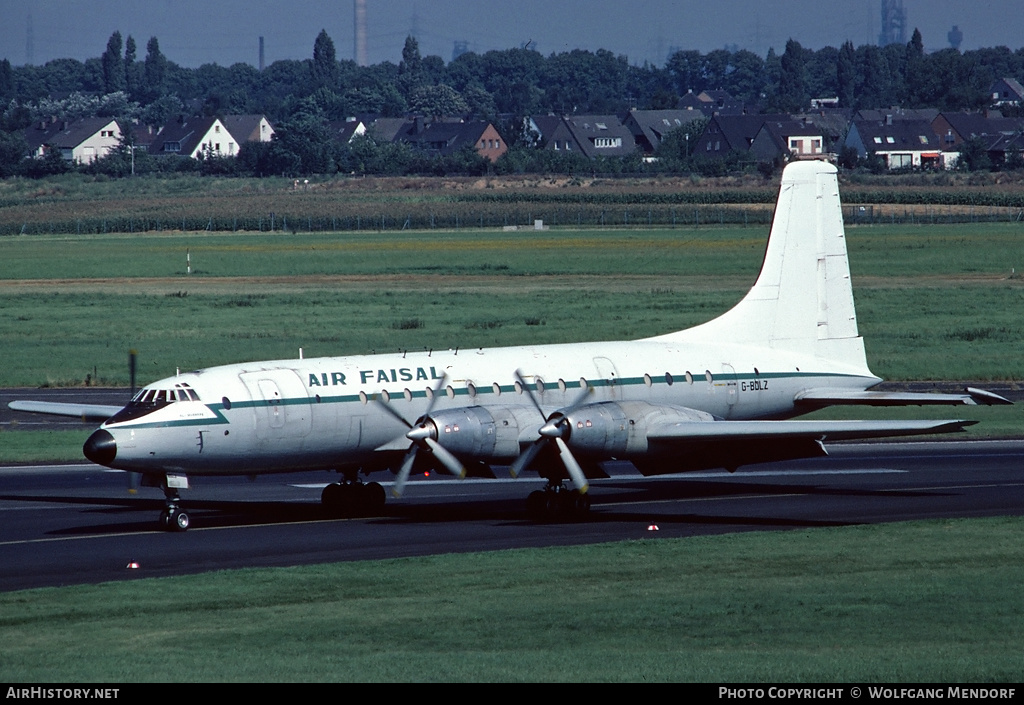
[374,374,466,498]
[508,369,593,493]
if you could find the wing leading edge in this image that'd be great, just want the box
[7,400,124,422]
[794,387,1012,408]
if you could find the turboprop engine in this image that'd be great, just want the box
[425,400,716,462]
[544,401,716,457]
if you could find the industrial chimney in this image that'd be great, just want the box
[354,0,368,66]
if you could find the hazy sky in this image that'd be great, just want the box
[0,0,1020,69]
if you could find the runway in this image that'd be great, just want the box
[1,440,1022,592]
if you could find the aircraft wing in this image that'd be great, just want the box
[647,418,977,443]
[633,417,976,476]
[7,400,124,422]
[794,387,1011,408]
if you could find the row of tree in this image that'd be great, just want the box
[3,29,1023,125]
[1,28,1023,179]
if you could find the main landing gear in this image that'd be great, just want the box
[321,480,386,516]
[526,482,591,521]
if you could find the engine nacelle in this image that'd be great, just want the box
[559,401,715,457]
[422,405,540,462]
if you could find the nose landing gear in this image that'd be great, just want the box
[159,474,191,532]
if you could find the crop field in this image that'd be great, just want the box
[2,172,1024,235]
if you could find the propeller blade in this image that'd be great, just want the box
[375,395,413,429]
[424,437,466,479]
[423,372,448,417]
[375,372,448,430]
[514,369,546,418]
[564,382,594,414]
[554,437,589,494]
[509,437,545,478]
[391,445,418,498]
[379,373,456,499]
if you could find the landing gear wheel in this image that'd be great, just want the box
[363,482,386,513]
[321,482,344,507]
[172,510,190,532]
[526,486,591,521]
[322,481,387,516]
[526,490,547,518]
[159,506,191,532]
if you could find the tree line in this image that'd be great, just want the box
[1,28,1022,178]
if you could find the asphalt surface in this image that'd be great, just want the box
[1,440,1022,592]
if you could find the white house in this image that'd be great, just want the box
[23,117,123,164]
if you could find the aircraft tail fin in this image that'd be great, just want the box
[649,160,871,376]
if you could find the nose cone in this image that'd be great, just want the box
[84,429,117,467]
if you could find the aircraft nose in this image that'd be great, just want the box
[84,429,117,466]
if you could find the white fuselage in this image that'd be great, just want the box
[98,337,877,476]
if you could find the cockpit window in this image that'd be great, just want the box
[109,382,201,425]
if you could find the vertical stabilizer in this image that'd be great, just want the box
[648,161,871,375]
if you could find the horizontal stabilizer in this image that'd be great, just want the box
[8,400,124,422]
[795,387,1012,408]
[647,418,976,443]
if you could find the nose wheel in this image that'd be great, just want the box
[159,482,191,532]
[160,504,191,532]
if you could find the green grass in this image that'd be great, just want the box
[1,225,1023,387]
[2,224,1022,280]
[0,429,90,463]
[1,517,1021,681]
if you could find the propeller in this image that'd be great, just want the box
[374,374,466,498]
[508,369,593,493]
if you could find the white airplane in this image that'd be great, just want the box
[10,161,1010,531]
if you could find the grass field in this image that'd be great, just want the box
[1,517,1021,682]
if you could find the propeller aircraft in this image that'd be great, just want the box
[9,161,1010,531]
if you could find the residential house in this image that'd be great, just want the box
[984,132,1024,167]
[523,115,585,153]
[931,110,1024,149]
[623,109,707,155]
[149,116,241,159]
[989,78,1024,107]
[560,115,636,159]
[844,116,944,169]
[328,117,368,145]
[677,89,746,116]
[749,119,826,162]
[220,114,275,145]
[388,117,508,162]
[526,114,636,160]
[690,114,790,159]
[23,117,123,164]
